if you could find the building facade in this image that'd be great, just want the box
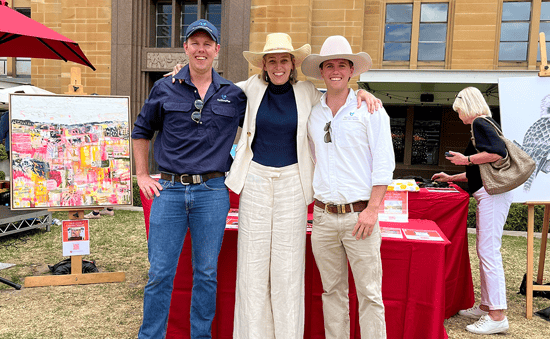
[2,0,549,179]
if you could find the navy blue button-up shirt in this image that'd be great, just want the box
[132,65,247,174]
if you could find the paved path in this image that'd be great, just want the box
[468,227,544,239]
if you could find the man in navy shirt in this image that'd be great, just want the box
[132,19,246,339]
[0,111,8,155]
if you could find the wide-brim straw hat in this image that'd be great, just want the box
[301,35,372,80]
[243,33,311,69]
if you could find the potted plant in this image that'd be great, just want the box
[0,144,9,181]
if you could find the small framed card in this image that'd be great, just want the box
[62,219,90,256]
[378,191,408,223]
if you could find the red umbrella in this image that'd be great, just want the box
[0,0,95,70]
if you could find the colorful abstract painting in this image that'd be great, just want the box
[8,94,132,210]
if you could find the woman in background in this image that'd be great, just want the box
[432,86,512,335]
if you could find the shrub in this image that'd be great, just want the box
[0,144,7,161]
[132,176,142,207]
[467,197,546,232]
[0,171,4,181]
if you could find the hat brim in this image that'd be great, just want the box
[301,52,372,80]
[243,44,311,69]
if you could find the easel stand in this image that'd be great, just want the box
[24,209,125,287]
[24,68,125,288]
[525,203,550,319]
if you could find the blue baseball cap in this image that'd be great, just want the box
[185,19,219,44]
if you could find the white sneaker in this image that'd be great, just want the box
[458,305,489,319]
[466,315,509,335]
[84,211,101,219]
[99,209,114,216]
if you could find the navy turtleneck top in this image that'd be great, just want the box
[251,80,298,167]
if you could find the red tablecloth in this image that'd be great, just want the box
[141,189,466,339]
[407,187,474,318]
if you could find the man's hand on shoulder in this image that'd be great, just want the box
[356,89,382,113]
[163,64,185,84]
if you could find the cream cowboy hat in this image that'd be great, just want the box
[243,33,311,69]
[301,35,372,80]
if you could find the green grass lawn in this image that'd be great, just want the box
[0,210,549,338]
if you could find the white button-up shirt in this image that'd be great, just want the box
[308,89,395,204]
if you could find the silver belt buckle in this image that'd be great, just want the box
[180,174,190,185]
[180,174,202,185]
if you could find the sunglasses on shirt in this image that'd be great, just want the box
[324,121,332,143]
[191,99,204,124]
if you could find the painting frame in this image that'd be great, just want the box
[8,93,133,210]
[498,76,550,203]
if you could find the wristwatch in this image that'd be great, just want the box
[467,156,473,166]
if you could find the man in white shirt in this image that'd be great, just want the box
[302,36,395,339]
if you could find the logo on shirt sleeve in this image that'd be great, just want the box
[217,94,231,103]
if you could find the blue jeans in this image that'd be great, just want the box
[138,176,229,339]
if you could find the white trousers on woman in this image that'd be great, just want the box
[473,186,513,310]
[233,161,307,339]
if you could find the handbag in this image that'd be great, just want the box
[470,116,536,195]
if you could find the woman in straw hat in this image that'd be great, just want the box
[226,33,380,339]
[168,32,381,338]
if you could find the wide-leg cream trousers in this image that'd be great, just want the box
[233,161,307,339]
[311,205,386,339]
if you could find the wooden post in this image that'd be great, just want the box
[65,67,86,95]
[24,68,125,288]
[525,202,550,319]
[539,32,550,77]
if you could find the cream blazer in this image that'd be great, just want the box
[225,74,322,204]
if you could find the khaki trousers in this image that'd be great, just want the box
[311,205,386,339]
[233,162,307,339]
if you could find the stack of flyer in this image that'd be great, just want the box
[402,229,444,241]
[225,209,239,229]
[380,227,403,239]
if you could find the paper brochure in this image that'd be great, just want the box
[380,227,403,239]
[403,229,444,242]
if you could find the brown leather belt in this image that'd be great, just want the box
[314,199,369,214]
[160,171,225,185]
